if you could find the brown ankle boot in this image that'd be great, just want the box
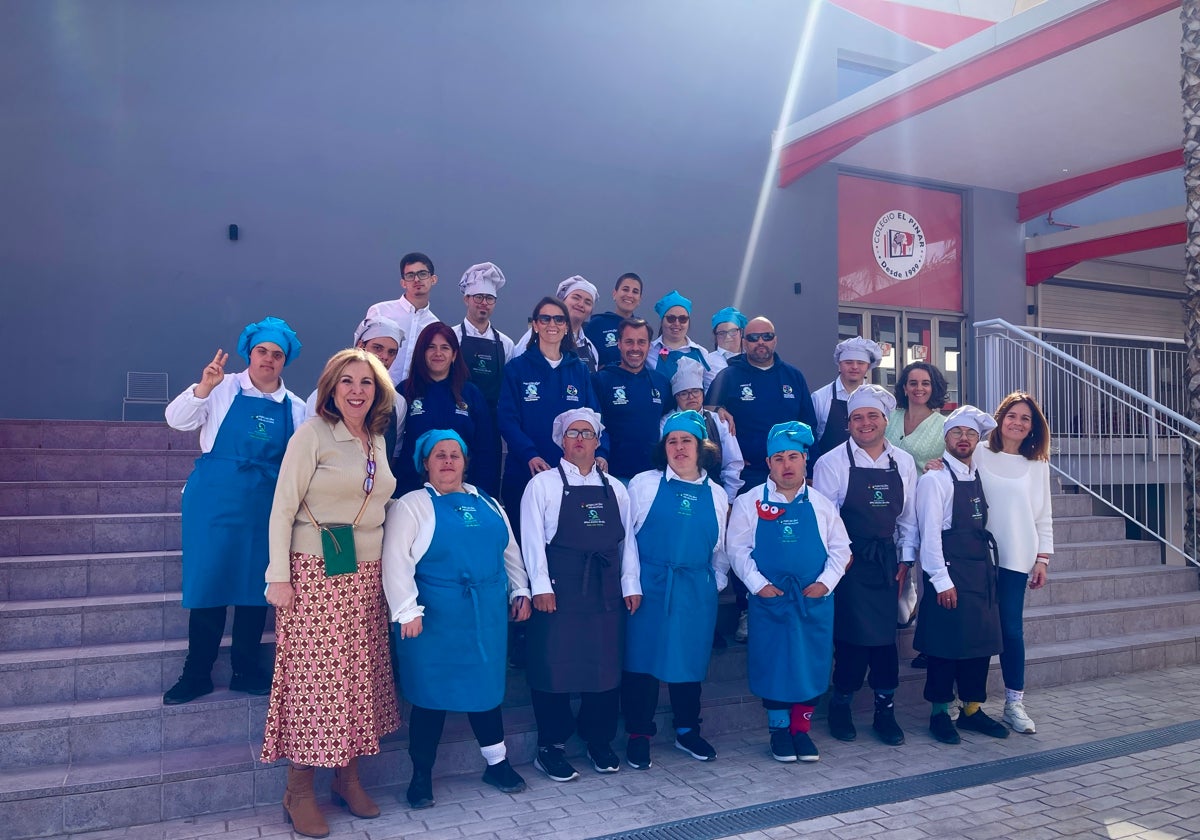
[283,764,330,838]
[331,756,380,818]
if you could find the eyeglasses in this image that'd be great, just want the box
[364,458,377,494]
[715,328,741,339]
[663,314,690,325]
[470,294,497,304]
[676,388,703,399]
[403,269,432,282]
[946,428,980,440]
[744,332,775,343]
[536,313,568,325]
[563,429,597,440]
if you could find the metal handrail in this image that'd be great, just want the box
[974,318,1200,567]
[1018,325,1185,347]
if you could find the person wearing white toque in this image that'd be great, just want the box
[519,408,641,782]
[664,357,744,501]
[513,276,601,371]
[812,384,918,747]
[914,406,1008,745]
[365,251,441,387]
[810,337,884,468]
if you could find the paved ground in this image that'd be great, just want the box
[64,663,1200,840]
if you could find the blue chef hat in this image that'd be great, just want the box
[662,410,708,441]
[237,316,301,366]
[766,421,815,456]
[710,306,748,332]
[654,290,693,319]
[413,429,469,472]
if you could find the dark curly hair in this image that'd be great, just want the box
[894,361,949,410]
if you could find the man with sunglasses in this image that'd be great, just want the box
[705,317,816,494]
[366,251,441,386]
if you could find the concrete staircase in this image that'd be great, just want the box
[2,419,1200,837]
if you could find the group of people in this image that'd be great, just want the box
[162,253,1055,838]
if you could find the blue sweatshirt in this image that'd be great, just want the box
[395,378,498,496]
[593,365,672,479]
[584,312,626,369]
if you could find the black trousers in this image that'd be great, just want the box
[530,688,620,747]
[832,640,900,693]
[408,704,505,771]
[923,655,990,704]
[620,671,701,736]
[182,605,267,679]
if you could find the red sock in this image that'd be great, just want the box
[789,703,814,735]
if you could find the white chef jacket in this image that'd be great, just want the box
[915,456,981,594]
[811,377,865,442]
[519,460,641,598]
[626,466,730,590]
[164,370,307,452]
[658,410,744,500]
[380,482,531,624]
[365,296,440,386]
[727,479,851,596]
[811,437,919,564]
[454,320,517,362]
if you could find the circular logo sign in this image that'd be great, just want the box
[872,210,926,280]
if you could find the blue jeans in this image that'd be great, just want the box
[997,567,1028,691]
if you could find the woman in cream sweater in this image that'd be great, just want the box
[975,391,1054,736]
[263,348,400,838]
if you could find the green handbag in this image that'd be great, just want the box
[303,494,370,578]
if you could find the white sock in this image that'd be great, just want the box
[480,742,507,766]
[1005,688,1024,704]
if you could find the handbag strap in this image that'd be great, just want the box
[301,439,375,530]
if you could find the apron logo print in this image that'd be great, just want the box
[475,358,489,371]
[651,388,661,403]
[588,509,600,521]
[873,490,884,501]
[783,525,794,536]
[410,399,424,416]
[740,385,755,401]
[524,383,539,402]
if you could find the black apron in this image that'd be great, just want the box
[526,465,626,693]
[913,460,1003,660]
[814,381,848,462]
[456,325,506,406]
[834,441,903,647]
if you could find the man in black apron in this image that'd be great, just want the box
[812,385,918,746]
[809,336,882,469]
[913,406,1008,744]
[455,262,515,489]
[519,408,642,781]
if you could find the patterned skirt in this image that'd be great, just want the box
[261,553,401,767]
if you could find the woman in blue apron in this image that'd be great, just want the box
[646,290,721,389]
[382,430,532,809]
[622,411,728,770]
[727,422,851,763]
[163,317,305,706]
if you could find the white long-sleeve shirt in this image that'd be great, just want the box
[727,479,851,596]
[454,320,516,362]
[365,296,440,386]
[811,438,919,564]
[626,467,730,590]
[811,377,864,442]
[975,443,1054,573]
[380,482,531,624]
[164,370,307,452]
[519,460,641,598]
[915,456,982,593]
[658,409,744,500]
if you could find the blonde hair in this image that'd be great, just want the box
[314,348,396,436]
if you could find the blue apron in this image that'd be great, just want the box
[395,487,511,712]
[625,474,720,683]
[747,485,834,702]
[180,391,294,608]
[655,346,710,387]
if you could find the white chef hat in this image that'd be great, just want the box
[943,405,998,436]
[846,384,896,416]
[834,336,884,368]
[670,356,706,396]
[551,408,605,449]
[556,275,598,303]
[459,262,506,297]
[352,316,405,348]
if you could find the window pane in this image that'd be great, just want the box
[938,319,962,409]
[871,315,898,391]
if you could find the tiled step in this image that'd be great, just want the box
[0,551,182,599]
[1052,515,1128,544]
[0,419,198,452]
[1051,493,1094,518]
[0,449,197,483]
[1026,564,1198,607]
[0,592,189,651]
[0,512,180,557]
[0,480,185,516]
[1050,539,1162,572]
[1021,591,1200,645]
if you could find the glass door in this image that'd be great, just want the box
[839,307,963,408]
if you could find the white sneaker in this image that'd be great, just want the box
[734,609,749,643]
[1003,700,1036,734]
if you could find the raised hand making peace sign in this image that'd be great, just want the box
[194,349,229,399]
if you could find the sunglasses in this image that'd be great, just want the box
[364,457,376,494]
[536,313,568,325]
[663,314,690,325]
[744,332,775,343]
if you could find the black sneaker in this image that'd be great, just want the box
[163,675,213,706]
[587,741,620,773]
[674,729,716,761]
[229,670,271,696]
[956,708,1010,739]
[827,703,857,742]
[769,727,796,762]
[625,735,652,770]
[929,712,961,744]
[792,731,820,762]
[911,653,928,669]
[872,703,905,746]
[481,759,526,793]
[406,769,435,809]
[534,746,579,782]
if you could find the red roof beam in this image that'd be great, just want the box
[1017,149,1183,222]
[1024,221,1185,285]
